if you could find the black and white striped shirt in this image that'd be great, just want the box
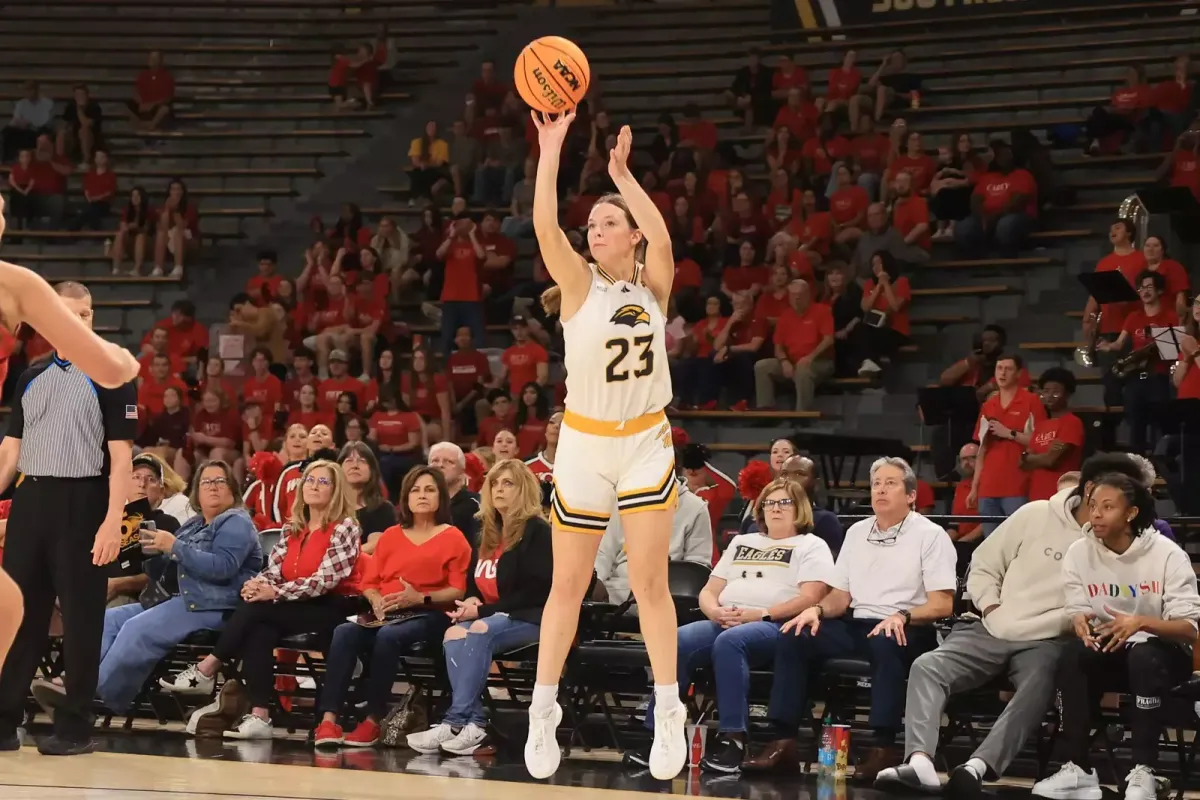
[7,354,138,478]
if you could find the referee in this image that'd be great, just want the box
[0,282,136,756]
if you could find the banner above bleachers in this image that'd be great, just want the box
[783,0,1181,28]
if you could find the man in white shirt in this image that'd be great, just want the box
[2,81,56,162]
[744,457,956,780]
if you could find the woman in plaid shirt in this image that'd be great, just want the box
[160,460,363,740]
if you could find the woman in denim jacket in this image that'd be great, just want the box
[93,460,261,715]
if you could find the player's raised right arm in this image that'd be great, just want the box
[531,111,589,307]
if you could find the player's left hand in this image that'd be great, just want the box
[91,518,123,566]
[608,125,633,181]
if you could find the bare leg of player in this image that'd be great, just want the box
[0,568,22,675]
[0,198,140,389]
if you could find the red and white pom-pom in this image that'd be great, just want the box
[737,459,773,502]
[464,452,487,493]
[670,426,690,448]
[249,451,283,487]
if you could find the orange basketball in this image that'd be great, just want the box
[514,36,591,115]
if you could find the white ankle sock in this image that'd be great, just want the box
[654,683,683,712]
[908,752,940,787]
[530,683,558,714]
[965,757,988,780]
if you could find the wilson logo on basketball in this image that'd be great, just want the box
[530,67,568,111]
[610,304,651,328]
[553,59,582,92]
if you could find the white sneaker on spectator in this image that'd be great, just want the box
[649,703,687,781]
[420,301,442,324]
[440,723,488,756]
[407,723,456,754]
[223,713,273,740]
[150,266,164,277]
[1124,765,1159,800]
[160,665,215,696]
[169,266,183,279]
[1032,762,1102,800]
[858,359,882,376]
[524,703,563,779]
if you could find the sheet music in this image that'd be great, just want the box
[1149,326,1185,361]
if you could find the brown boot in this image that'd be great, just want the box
[742,737,802,772]
[855,746,903,782]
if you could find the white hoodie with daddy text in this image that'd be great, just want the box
[1062,525,1200,646]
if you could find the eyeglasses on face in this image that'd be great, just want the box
[304,476,333,487]
[199,477,228,488]
[761,498,795,511]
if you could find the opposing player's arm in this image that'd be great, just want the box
[606,126,673,309]
[530,112,590,307]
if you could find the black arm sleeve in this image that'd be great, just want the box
[97,379,139,442]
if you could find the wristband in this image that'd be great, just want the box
[423,595,432,606]
[814,604,826,620]
[899,609,912,625]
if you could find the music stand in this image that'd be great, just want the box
[918,386,980,480]
[1078,269,1139,309]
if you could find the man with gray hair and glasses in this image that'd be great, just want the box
[428,441,480,546]
[745,457,956,779]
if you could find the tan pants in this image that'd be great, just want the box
[754,357,834,411]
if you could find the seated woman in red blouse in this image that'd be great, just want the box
[677,294,731,409]
[313,467,471,748]
[850,250,911,378]
[152,178,200,279]
[161,460,364,741]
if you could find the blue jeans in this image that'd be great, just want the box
[97,597,226,713]
[978,495,1027,537]
[954,212,1033,259]
[440,300,485,354]
[646,620,782,734]
[441,613,540,727]
[766,617,936,738]
[318,613,449,720]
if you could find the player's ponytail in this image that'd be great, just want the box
[541,285,562,316]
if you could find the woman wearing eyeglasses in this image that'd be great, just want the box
[626,477,833,775]
[160,460,364,741]
[337,442,396,552]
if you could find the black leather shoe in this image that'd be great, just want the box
[945,765,984,800]
[875,764,942,795]
[0,731,20,751]
[37,735,95,756]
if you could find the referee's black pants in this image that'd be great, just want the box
[0,476,109,741]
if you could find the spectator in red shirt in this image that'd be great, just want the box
[783,188,833,263]
[939,324,1031,403]
[1098,270,1179,454]
[678,294,731,409]
[284,346,320,411]
[884,131,937,203]
[319,349,367,410]
[949,443,981,541]
[242,403,275,462]
[126,50,175,132]
[852,250,911,378]
[402,347,452,444]
[1154,55,1195,142]
[820,49,862,119]
[829,163,870,247]
[801,114,852,187]
[712,290,768,412]
[500,316,548,395]
[438,213,486,351]
[514,382,550,458]
[348,280,387,381]
[69,147,116,231]
[5,148,35,231]
[1020,368,1084,502]
[27,133,71,228]
[1142,235,1191,320]
[849,116,889,198]
[765,126,802,179]
[289,383,335,432]
[721,240,769,300]
[246,250,283,303]
[1157,129,1199,202]
[754,263,794,328]
[890,171,931,254]
[754,279,835,411]
[466,60,509,118]
[968,355,1047,535]
[1173,296,1200,400]
[1084,64,1157,155]
[331,203,372,253]
[445,325,494,437]
[476,388,515,448]
[353,42,380,109]
[307,274,357,376]
[182,388,241,478]
[771,54,808,102]
[478,210,517,307]
[1082,219,1145,405]
[955,141,1037,258]
[678,103,719,163]
[243,347,284,413]
[772,86,819,142]
[152,178,200,278]
[137,327,185,380]
[138,351,189,416]
[142,299,208,365]
[369,392,425,496]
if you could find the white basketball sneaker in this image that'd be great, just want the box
[649,703,688,781]
[524,703,563,779]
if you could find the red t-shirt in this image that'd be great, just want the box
[765,188,801,227]
[283,375,319,410]
[191,408,241,444]
[476,411,515,448]
[247,273,283,301]
[772,67,809,94]
[773,104,819,140]
[242,373,283,411]
[826,67,862,101]
[288,409,335,431]
[721,265,769,295]
[8,162,30,191]
[242,416,274,449]
[974,169,1038,218]
[138,375,189,416]
[446,349,492,400]
[801,136,851,177]
[329,55,350,88]
[1154,79,1193,115]
[370,409,422,449]
[1123,306,1179,373]
[472,544,505,604]
[729,315,768,348]
[862,276,912,337]
[1151,259,1191,303]
[82,169,117,201]
[951,479,980,539]
[1110,84,1151,115]
[678,119,718,151]
[502,342,548,395]
[1169,149,1199,199]
[754,289,792,326]
[441,239,481,303]
[673,258,703,296]
[1177,353,1200,400]
[1026,413,1085,502]
[516,417,548,459]
[479,232,517,290]
[893,195,931,251]
[851,133,891,174]
[401,372,449,419]
[829,185,869,226]
[774,303,834,362]
[691,316,729,359]
[28,158,68,195]
[1094,251,1147,335]
[137,351,186,380]
[135,68,175,105]
[142,319,209,360]
[471,78,510,111]
[916,480,935,511]
[976,389,1048,499]
[788,212,833,255]
[318,376,366,410]
[887,154,937,194]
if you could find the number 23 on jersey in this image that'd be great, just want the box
[605,335,655,383]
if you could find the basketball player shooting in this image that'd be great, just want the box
[523,113,686,781]
[0,194,141,673]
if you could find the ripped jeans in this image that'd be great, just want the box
[441,613,540,727]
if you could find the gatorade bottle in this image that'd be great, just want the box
[818,714,834,772]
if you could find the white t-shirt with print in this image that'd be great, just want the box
[831,512,957,620]
[713,532,835,610]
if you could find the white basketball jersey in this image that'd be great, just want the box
[562,263,673,422]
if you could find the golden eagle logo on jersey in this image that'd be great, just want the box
[610,304,651,328]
